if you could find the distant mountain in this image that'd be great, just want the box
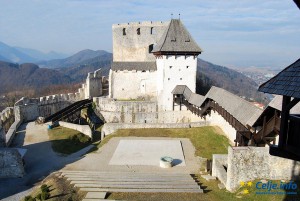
[0,41,69,63]
[59,53,112,81]
[38,49,111,69]
[14,47,69,61]
[0,54,10,62]
[0,61,72,94]
[196,59,269,104]
[0,41,36,63]
[0,46,268,104]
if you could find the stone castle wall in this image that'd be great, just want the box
[212,146,300,192]
[101,121,210,138]
[112,21,168,62]
[0,108,15,147]
[94,97,202,124]
[109,69,157,100]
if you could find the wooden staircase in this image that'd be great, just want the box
[44,99,92,124]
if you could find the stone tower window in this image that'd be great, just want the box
[123,28,126,36]
[149,44,154,53]
[180,78,182,80]
[169,66,172,69]
[150,27,155,35]
[137,28,140,35]
[187,66,189,68]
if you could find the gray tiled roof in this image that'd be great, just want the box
[172,85,263,126]
[172,85,205,106]
[259,58,300,98]
[111,62,157,71]
[268,95,300,114]
[152,19,202,54]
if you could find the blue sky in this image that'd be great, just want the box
[0,0,299,68]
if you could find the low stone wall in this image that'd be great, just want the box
[207,111,237,143]
[212,146,300,192]
[5,120,22,147]
[212,154,228,187]
[101,121,210,139]
[0,148,24,178]
[0,126,5,147]
[58,121,92,139]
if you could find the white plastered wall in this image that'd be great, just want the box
[156,55,197,111]
[110,70,157,100]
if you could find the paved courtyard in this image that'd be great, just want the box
[64,137,201,174]
[0,122,201,200]
[0,122,91,200]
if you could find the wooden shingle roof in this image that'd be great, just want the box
[259,58,300,98]
[152,19,202,54]
[172,85,263,126]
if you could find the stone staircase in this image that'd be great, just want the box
[60,170,203,200]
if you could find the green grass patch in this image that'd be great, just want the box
[48,126,91,155]
[97,126,230,159]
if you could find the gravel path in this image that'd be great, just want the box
[0,122,93,200]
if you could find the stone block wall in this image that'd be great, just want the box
[101,121,210,138]
[0,107,15,147]
[58,121,92,139]
[0,148,24,178]
[112,21,168,62]
[212,146,300,192]
[207,111,237,143]
[94,97,203,124]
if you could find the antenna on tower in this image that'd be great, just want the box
[179,13,181,20]
[171,13,173,19]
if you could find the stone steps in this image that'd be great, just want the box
[74,183,200,189]
[80,188,203,193]
[60,170,203,199]
[70,180,196,185]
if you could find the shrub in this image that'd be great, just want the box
[41,191,50,200]
[36,193,42,200]
[67,197,73,201]
[69,133,90,144]
[40,184,49,192]
[24,196,36,201]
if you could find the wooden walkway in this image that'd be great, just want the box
[60,170,203,200]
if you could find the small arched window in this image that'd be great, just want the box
[150,27,154,35]
[148,44,154,53]
[137,28,140,35]
[123,28,126,36]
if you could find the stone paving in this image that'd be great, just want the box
[64,137,201,174]
[0,122,93,200]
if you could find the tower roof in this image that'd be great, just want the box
[152,19,202,55]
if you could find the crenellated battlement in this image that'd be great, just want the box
[0,107,14,127]
[112,21,168,28]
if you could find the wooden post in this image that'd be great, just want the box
[279,96,291,148]
[172,94,175,111]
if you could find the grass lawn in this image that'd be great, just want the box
[107,177,299,201]
[23,173,85,201]
[96,126,299,201]
[97,126,230,159]
[48,126,91,155]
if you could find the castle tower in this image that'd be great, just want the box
[152,19,202,110]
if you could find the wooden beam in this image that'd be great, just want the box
[278,96,291,148]
[286,98,300,111]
